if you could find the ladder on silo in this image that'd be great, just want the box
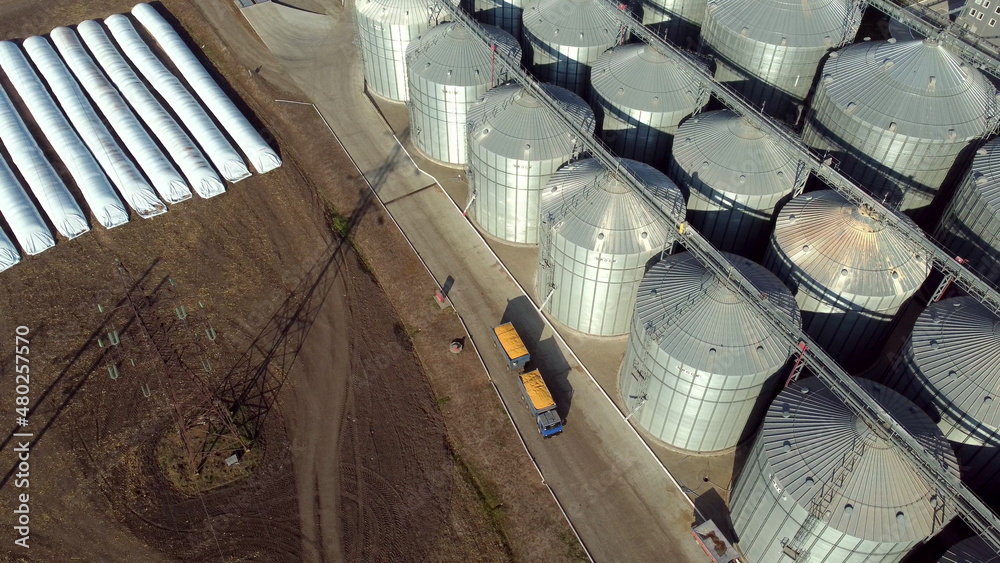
[624,318,666,420]
[624,279,714,420]
[782,432,869,561]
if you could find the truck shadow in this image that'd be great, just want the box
[500,295,574,422]
[693,487,737,546]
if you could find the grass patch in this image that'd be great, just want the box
[156,427,260,495]
[327,206,350,239]
[562,530,589,561]
[448,445,516,560]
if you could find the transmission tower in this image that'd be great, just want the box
[115,260,248,477]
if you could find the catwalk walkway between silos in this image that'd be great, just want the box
[241,2,710,561]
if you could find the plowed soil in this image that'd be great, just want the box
[0,1,513,561]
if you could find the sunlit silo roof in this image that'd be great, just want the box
[467,82,595,244]
[802,38,999,220]
[731,377,958,563]
[619,251,800,452]
[764,190,930,372]
[590,43,709,169]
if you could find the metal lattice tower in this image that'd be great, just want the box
[430,0,1000,552]
[115,262,248,476]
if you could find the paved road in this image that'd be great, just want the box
[242,3,709,561]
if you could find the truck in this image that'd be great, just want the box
[517,369,564,437]
[691,520,739,562]
[492,322,530,372]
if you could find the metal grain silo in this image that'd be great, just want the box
[472,0,524,39]
[538,157,684,336]
[935,138,1000,286]
[639,0,707,47]
[406,23,520,167]
[764,190,930,373]
[939,536,1000,563]
[802,38,999,223]
[731,377,958,563]
[590,44,710,170]
[466,82,594,244]
[355,0,442,102]
[521,0,625,96]
[670,109,803,258]
[700,0,863,123]
[618,251,800,452]
[882,297,1000,498]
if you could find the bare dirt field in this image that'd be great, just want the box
[0,0,574,561]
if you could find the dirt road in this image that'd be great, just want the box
[0,1,510,561]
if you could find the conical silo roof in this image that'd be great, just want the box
[406,23,520,87]
[635,251,800,375]
[819,38,999,140]
[968,141,1000,215]
[909,297,1000,431]
[764,377,958,543]
[591,44,708,115]
[939,536,1000,563]
[542,158,684,255]
[772,190,929,299]
[705,0,859,48]
[672,110,799,197]
[467,82,594,162]
[357,0,437,26]
[522,0,622,48]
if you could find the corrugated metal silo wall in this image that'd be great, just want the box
[523,36,615,97]
[939,536,1000,563]
[935,173,1000,286]
[670,158,792,257]
[801,90,974,223]
[618,318,782,452]
[730,438,919,562]
[593,96,687,170]
[539,229,657,336]
[468,146,571,244]
[639,0,706,47]
[881,344,1000,498]
[700,19,827,122]
[763,241,911,372]
[409,75,488,166]
[473,0,524,40]
[356,11,429,102]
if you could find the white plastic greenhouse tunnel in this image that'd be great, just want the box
[77,19,225,198]
[0,41,129,229]
[132,3,282,174]
[23,35,167,219]
[0,69,89,239]
[105,14,251,183]
[50,25,192,204]
[0,150,54,257]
